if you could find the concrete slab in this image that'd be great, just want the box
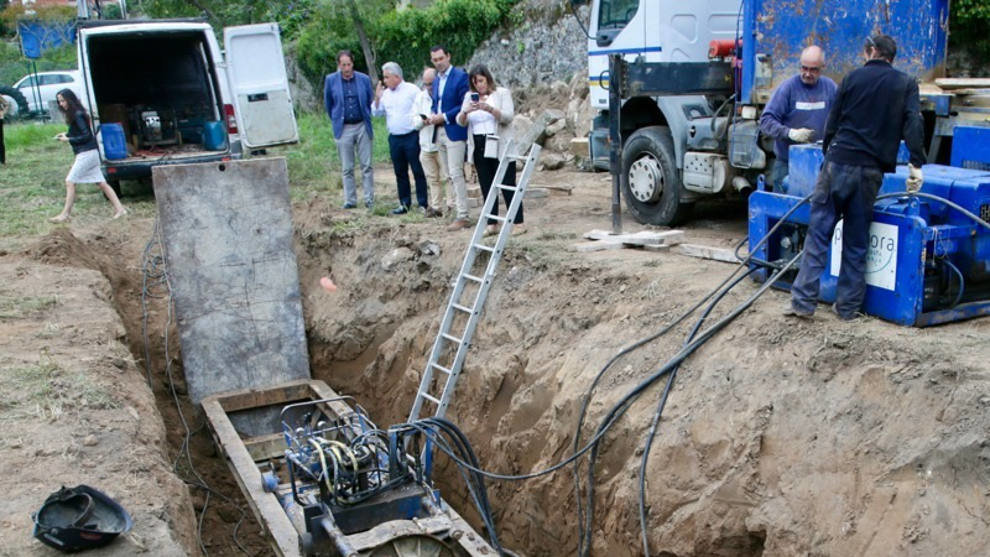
[152,158,310,406]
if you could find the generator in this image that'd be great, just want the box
[748,136,990,326]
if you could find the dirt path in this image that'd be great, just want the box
[1,164,988,556]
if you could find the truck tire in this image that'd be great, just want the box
[620,125,692,226]
[0,85,29,119]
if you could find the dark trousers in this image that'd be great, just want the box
[473,134,522,225]
[790,161,884,318]
[388,131,428,208]
[0,119,5,165]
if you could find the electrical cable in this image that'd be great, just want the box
[940,257,965,308]
[140,216,250,555]
[637,266,758,555]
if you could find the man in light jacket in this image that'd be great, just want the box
[324,50,375,209]
[411,67,447,217]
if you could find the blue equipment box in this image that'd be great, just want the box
[749,144,990,326]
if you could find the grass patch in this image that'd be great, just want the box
[0,111,400,251]
[3,358,61,412]
[0,291,58,319]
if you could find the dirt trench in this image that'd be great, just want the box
[19,168,990,556]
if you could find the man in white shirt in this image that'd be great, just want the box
[373,61,429,215]
[411,68,447,218]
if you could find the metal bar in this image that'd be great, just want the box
[609,54,623,235]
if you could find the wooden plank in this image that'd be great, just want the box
[675,243,744,264]
[583,229,684,246]
[934,78,990,90]
[573,241,625,252]
[244,433,288,461]
[203,397,301,557]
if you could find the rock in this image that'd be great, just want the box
[539,153,568,171]
[83,435,99,447]
[418,241,441,257]
[545,117,567,137]
[381,247,415,271]
[544,108,566,124]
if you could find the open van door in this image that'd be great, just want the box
[223,23,299,149]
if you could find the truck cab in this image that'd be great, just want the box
[76,20,299,190]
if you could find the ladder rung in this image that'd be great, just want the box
[463,273,484,283]
[508,154,526,162]
[452,303,473,313]
[473,243,495,253]
[487,215,507,223]
[431,362,453,374]
[496,184,518,191]
[441,333,462,344]
[419,392,441,406]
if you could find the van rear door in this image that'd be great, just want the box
[223,23,299,149]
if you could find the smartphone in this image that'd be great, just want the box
[470,92,480,102]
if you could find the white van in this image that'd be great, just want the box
[76,19,298,190]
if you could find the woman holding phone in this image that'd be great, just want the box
[50,89,126,223]
[456,64,524,236]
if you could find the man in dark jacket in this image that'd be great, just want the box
[786,35,925,321]
[324,50,375,209]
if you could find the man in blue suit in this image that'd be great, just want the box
[428,45,471,230]
[324,50,375,209]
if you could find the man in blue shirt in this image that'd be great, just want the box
[324,51,375,209]
[759,45,837,189]
[785,35,925,321]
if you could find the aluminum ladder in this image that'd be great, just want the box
[408,141,542,422]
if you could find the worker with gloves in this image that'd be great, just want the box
[785,35,926,321]
[759,45,837,189]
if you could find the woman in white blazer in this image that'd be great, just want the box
[456,64,525,236]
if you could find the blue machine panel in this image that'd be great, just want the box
[749,145,990,327]
[741,0,949,104]
[951,126,990,171]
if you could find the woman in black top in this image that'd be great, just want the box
[50,89,126,223]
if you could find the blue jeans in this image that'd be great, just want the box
[388,131,428,208]
[790,161,883,318]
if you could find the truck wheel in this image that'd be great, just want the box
[620,125,691,226]
[0,85,29,119]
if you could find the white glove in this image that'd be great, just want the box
[906,164,923,193]
[787,128,815,143]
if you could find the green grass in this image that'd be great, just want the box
[0,112,399,251]
[0,291,58,319]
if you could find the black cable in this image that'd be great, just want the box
[637,266,757,555]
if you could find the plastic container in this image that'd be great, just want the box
[203,121,227,151]
[101,122,128,160]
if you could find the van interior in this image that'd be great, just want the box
[85,31,228,160]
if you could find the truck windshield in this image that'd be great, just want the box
[598,0,639,29]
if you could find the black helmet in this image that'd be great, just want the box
[32,485,133,553]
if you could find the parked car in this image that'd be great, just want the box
[12,70,87,114]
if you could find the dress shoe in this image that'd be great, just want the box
[391,206,409,215]
[342,202,357,209]
[447,218,471,231]
[365,200,374,209]
[425,207,443,218]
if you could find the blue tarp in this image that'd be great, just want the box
[18,21,77,59]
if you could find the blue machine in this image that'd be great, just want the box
[748,137,990,327]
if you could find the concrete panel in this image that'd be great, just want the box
[153,158,310,405]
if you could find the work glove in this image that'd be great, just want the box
[787,128,815,143]
[906,164,923,193]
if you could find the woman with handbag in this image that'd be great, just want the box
[50,89,126,223]
[456,64,525,236]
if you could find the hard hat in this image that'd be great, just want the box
[32,485,133,553]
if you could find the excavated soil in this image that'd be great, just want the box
[1,165,988,556]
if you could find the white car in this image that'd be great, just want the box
[13,70,87,114]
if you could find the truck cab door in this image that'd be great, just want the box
[223,23,299,149]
